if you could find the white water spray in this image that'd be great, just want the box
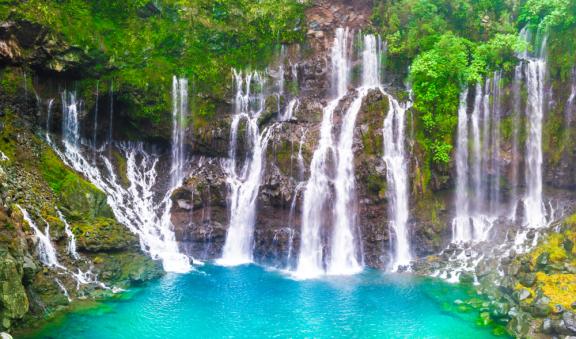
[171,77,189,187]
[17,205,64,269]
[218,71,274,266]
[520,29,548,229]
[54,91,191,273]
[57,209,79,260]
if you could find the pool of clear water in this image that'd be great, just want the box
[22,264,503,338]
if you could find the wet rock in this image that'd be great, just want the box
[514,288,532,302]
[507,260,521,276]
[543,317,554,334]
[0,250,29,331]
[518,272,536,287]
[564,312,576,334]
[21,255,37,283]
[531,296,551,317]
[490,302,511,320]
[507,311,532,337]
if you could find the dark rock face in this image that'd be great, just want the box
[0,20,93,76]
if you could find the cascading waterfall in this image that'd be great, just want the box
[296,31,386,277]
[46,98,54,142]
[62,91,81,147]
[57,209,79,260]
[281,98,299,122]
[53,90,191,273]
[295,28,351,278]
[328,34,383,274]
[108,81,114,145]
[17,205,64,269]
[451,74,503,244]
[520,30,548,229]
[93,81,99,158]
[510,67,523,219]
[218,70,274,266]
[452,89,471,242]
[170,77,189,187]
[55,278,72,302]
[383,90,412,271]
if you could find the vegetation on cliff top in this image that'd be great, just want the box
[372,0,576,167]
[0,0,306,124]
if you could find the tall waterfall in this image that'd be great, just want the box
[170,77,189,187]
[54,90,191,273]
[383,91,413,271]
[93,81,99,158]
[218,71,273,266]
[451,75,502,244]
[521,35,547,229]
[452,89,471,242]
[295,30,385,278]
[295,28,351,278]
[46,98,54,141]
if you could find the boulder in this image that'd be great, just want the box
[0,251,29,331]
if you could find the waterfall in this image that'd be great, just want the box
[295,31,386,277]
[452,89,471,242]
[295,28,351,278]
[17,205,64,269]
[93,81,99,153]
[510,67,523,219]
[521,29,548,229]
[57,209,79,260]
[53,91,191,273]
[46,98,54,142]
[451,75,503,244]
[62,91,81,146]
[280,98,299,122]
[170,77,189,187]
[296,128,307,181]
[55,278,72,302]
[218,70,274,266]
[108,81,114,145]
[383,93,412,271]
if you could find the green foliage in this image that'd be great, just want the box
[3,0,306,123]
[373,0,575,171]
[409,33,469,164]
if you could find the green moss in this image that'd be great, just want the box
[74,218,137,252]
[92,252,163,287]
[111,150,129,188]
[0,68,22,97]
[5,0,307,126]
[361,97,388,156]
[40,147,113,220]
[366,174,387,199]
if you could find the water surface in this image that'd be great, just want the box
[24,265,502,338]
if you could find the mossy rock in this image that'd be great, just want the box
[40,149,113,220]
[74,218,138,252]
[0,249,29,330]
[92,252,163,288]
